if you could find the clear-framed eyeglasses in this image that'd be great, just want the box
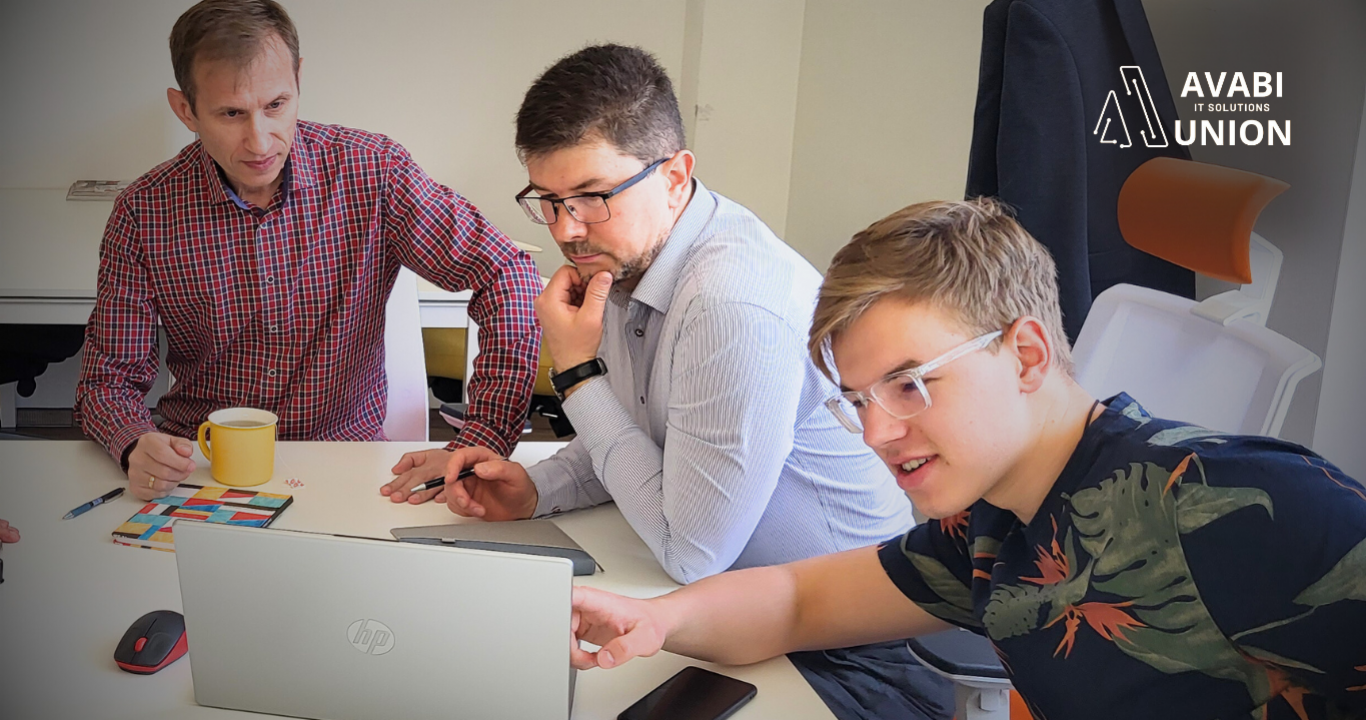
[514,157,669,225]
[825,330,1003,433]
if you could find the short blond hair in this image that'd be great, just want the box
[809,198,1073,379]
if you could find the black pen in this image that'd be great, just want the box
[62,487,126,520]
[410,467,477,494]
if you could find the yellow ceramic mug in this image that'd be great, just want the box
[197,408,278,487]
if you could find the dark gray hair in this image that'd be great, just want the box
[515,44,685,165]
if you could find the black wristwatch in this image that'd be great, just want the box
[549,358,608,399]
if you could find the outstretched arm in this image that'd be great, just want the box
[571,545,951,670]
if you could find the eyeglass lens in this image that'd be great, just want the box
[834,376,928,431]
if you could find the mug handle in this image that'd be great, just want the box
[197,422,213,462]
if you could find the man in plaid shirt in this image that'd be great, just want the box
[74,0,541,501]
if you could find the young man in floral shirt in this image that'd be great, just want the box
[563,198,1366,720]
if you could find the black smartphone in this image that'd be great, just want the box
[617,666,758,720]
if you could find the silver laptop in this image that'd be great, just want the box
[175,522,576,720]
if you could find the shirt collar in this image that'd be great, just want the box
[629,178,717,314]
[195,124,318,208]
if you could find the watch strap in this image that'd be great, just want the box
[550,358,607,397]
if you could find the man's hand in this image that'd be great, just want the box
[0,519,19,544]
[127,432,197,501]
[535,266,613,370]
[440,447,538,521]
[382,448,456,504]
[570,586,669,670]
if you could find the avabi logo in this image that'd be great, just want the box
[1094,66,1169,149]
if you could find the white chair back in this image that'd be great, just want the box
[1072,283,1321,438]
[383,267,429,441]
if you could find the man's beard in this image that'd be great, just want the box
[561,233,668,286]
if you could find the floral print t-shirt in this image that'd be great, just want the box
[880,394,1366,720]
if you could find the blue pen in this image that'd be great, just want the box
[62,487,125,520]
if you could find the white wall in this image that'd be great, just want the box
[0,0,690,279]
[683,0,806,238]
[783,0,985,272]
[0,0,984,278]
[1313,84,1366,479]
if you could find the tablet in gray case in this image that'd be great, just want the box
[391,520,598,576]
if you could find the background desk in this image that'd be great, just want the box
[0,188,553,426]
[0,439,834,720]
[0,188,483,327]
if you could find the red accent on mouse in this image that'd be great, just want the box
[115,610,188,674]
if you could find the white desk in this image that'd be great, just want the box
[0,440,833,720]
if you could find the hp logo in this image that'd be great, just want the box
[347,619,395,656]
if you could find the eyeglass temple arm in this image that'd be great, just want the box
[906,330,1004,378]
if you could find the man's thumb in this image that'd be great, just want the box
[172,436,194,456]
[585,271,613,306]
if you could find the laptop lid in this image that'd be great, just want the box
[391,519,598,576]
[174,522,575,720]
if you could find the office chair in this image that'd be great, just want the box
[1073,157,1320,436]
[908,157,1321,719]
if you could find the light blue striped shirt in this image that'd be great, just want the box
[526,180,914,584]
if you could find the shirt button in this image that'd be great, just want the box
[266,275,276,285]
[267,369,278,378]
[269,324,279,333]
[633,328,644,337]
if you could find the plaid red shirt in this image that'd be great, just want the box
[75,120,541,465]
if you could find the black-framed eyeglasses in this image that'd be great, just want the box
[514,157,669,225]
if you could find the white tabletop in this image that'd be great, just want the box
[0,439,833,720]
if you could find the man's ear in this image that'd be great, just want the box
[167,87,198,134]
[663,150,695,210]
[1007,316,1053,393]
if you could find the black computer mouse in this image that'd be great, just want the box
[114,609,188,674]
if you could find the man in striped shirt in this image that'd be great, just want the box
[75,0,541,502]
[382,44,951,720]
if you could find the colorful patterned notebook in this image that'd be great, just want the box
[111,484,293,552]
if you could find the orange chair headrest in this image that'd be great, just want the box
[1117,157,1288,284]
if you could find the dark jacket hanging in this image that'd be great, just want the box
[966,0,1194,341]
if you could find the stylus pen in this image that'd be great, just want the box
[62,487,126,520]
[409,467,477,494]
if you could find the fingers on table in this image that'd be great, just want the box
[405,487,442,505]
[389,449,428,476]
[384,451,440,500]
